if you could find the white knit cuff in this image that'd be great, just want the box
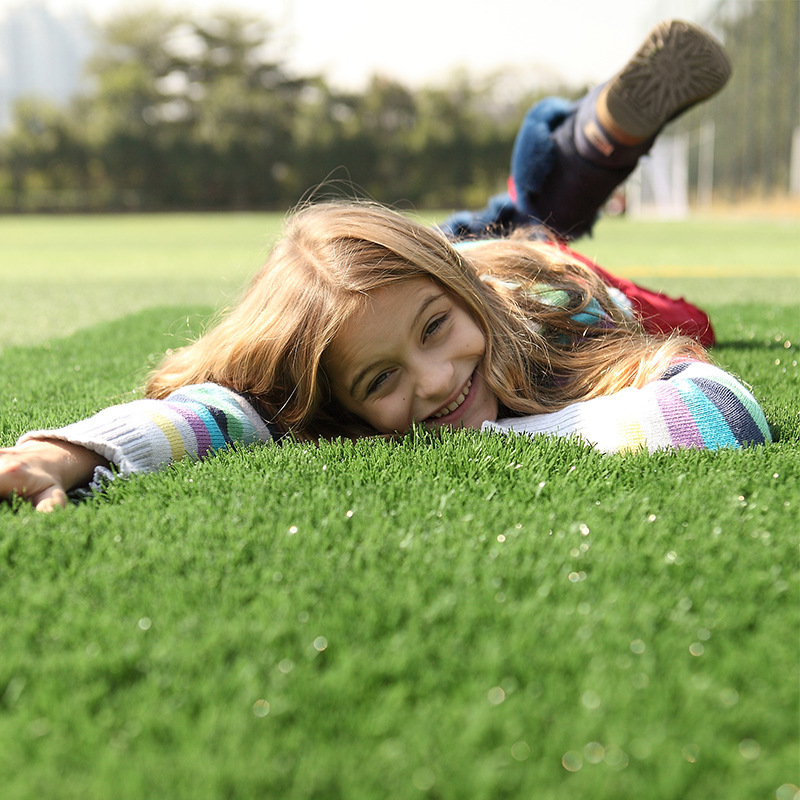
[18,404,184,481]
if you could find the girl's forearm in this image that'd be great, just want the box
[32,438,110,488]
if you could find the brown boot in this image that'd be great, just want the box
[596,19,732,145]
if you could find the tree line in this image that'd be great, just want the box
[0,0,796,213]
[0,10,548,213]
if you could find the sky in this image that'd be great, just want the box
[0,0,721,90]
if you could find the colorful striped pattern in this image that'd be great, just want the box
[20,362,771,492]
[20,383,271,481]
[483,360,771,452]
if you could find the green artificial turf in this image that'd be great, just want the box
[0,214,798,799]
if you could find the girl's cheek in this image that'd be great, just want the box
[390,396,410,429]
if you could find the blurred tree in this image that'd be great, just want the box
[289,80,378,201]
[0,8,553,211]
[409,76,524,210]
[289,72,543,210]
[80,9,309,208]
[0,98,90,210]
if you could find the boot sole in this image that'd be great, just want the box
[603,19,732,140]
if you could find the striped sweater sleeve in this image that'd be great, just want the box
[18,383,273,487]
[482,361,771,452]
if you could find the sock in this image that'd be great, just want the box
[573,84,655,169]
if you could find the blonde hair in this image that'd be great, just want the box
[146,201,707,438]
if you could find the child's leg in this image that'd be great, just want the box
[441,19,731,242]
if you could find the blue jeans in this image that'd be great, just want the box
[440,87,654,241]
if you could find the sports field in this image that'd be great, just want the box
[1,212,798,799]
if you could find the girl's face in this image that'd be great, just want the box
[326,278,499,434]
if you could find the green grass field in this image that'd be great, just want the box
[0,213,798,800]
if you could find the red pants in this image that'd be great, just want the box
[558,244,716,348]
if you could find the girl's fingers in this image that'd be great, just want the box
[0,447,66,511]
[32,487,68,513]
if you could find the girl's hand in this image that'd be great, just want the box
[0,439,108,512]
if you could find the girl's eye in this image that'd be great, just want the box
[424,313,449,340]
[366,370,391,396]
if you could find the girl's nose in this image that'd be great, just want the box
[413,358,454,401]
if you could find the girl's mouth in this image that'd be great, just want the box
[430,375,473,420]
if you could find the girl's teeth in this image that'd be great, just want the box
[433,377,472,419]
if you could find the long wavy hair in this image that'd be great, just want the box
[146,201,707,438]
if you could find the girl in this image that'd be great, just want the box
[0,20,772,512]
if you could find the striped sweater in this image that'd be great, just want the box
[18,361,771,491]
[483,361,771,451]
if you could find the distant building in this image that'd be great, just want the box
[0,1,93,130]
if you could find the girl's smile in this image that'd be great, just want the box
[326,278,499,434]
